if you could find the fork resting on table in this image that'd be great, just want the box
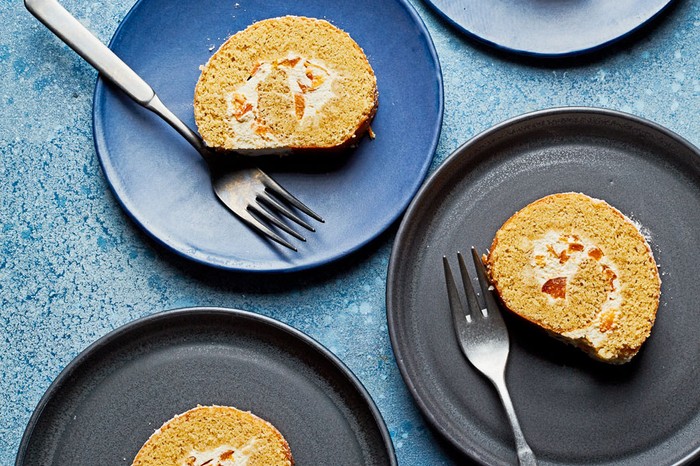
[443,248,537,466]
[25,0,322,251]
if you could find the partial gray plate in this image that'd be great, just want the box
[387,108,700,465]
[17,308,396,465]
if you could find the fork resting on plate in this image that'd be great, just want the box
[443,248,537,466]
[25,0,322,251]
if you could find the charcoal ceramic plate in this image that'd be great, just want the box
[387,108,700,465]
[92,0,442,272]
[424,0,674,56]
[16,308,396,465]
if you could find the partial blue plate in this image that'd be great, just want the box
[93,0,443,272]
[424,0,674,56]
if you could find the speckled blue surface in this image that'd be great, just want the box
[1,0,698,465]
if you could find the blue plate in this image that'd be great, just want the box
[93,0,443,272]
[424,0,674,56]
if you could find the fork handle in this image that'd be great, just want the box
[24,0,208,156]
[493,375,538,466]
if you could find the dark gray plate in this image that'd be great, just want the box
[387,108,700,465]
[17,308,396,465]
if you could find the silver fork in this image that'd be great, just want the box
[25,0,323,251]
[442,247,537,466]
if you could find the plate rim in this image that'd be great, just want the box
[90,0,444,273]
[423,0,676,57]
[386,106,700,464]
[15,307,397,466]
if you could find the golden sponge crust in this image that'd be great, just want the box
[194,16,378,152]
[485,193,661,364]
[132,405,293,466]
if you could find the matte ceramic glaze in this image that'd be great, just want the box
[93,0,443,272]
[424,0,675,56]
[4,0,699,464]
[16,308,396,465]
[387,108,700,465]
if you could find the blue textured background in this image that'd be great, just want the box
[1,0,699,464]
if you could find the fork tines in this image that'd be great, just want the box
[246,172,324,251]
[442,247,506,329]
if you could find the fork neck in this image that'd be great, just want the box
[491,375,538,466]
[144,94,212,161]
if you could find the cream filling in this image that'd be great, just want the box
[529,231,622,346]
[225,62,279,146]
[284,57,338,123]
[184,439,258,466]
[562,324,609,349]
[224,53,339,147]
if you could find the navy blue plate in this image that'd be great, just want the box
[424,0,674,56]
[93,0,442,272]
